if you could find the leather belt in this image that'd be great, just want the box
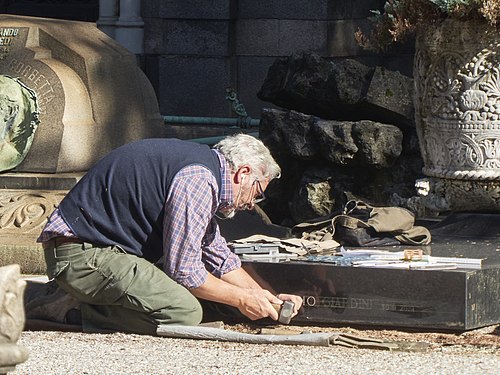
[44,236,84,249]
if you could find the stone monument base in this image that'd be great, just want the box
[0,173,82,274]
[417,177,500,213]
[241,213,500,331]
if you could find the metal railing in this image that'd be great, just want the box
[163,88,260,144]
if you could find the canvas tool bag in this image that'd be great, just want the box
[295,200,431,247]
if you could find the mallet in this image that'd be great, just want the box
[271,300,295,324]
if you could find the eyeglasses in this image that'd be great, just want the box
[253,179,266,204]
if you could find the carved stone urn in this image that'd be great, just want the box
[414,19,500,212]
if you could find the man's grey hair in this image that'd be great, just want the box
[214,133,281,180]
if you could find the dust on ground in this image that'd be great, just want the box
[227,322,500,354]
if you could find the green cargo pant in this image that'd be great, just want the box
[43,240,202,335]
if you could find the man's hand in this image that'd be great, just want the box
[190,270,303,322]
[275,293,303,318]
[237,290,303,321]
[237,288,282,321]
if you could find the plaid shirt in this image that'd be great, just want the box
[38,150,241,289]
[37,210,77,242]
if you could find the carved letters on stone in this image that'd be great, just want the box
[0,28,19,60]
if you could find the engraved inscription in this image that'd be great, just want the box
[303,296,373,310]
[303,295,430,314]
[8,58,54,115]
[0,28,19,60]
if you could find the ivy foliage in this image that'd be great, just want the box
[356,0,500,51]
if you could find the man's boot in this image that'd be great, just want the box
[25,280,81,324]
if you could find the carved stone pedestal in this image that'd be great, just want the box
[0,173,79,274]
[414,19,500,212]
[0,264,29,374]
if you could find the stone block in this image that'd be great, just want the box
[141,1,159,19]
[238,0,328,20]
[260,108,318,160]
[236,19,279,56]
[158,56,231,117]
[0,172,82,190]
[236,19,327,56]
[237,57,279,118]
[366,66,414,125]
[279,20,328,56]
[0,15,165,173]
[0,244,45,274]
[145,19,229,56]
[143,18,166,55]
[157,0,232,20]
[258,53,375,119]
[314,120,403,168]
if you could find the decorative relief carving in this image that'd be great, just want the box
[0,190,65,234]
[0,264,25,345]
[417,177,500,212]
[415,19,500,211]
[0,264,29,373]
[0,75,40,172]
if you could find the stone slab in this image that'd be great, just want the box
[235,19,327,57]
[0,189,66,243]
[365,66,414,124]
[158,56,231,117]
[237,0,329,20]
[241,213,500,330]
[144,19,230,56]
[0,244,45,274]
[236,56,279,118]
[155,0,232,20]
[0,172,83,190]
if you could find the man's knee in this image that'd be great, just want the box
[179,300,203,326]
[153,297,203,326]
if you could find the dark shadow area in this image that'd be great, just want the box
[0,0,99,22]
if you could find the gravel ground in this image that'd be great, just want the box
[11,325,499,375]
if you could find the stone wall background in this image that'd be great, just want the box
[0,1,421,225]
[1,0,415,119]
[141,0,414,119]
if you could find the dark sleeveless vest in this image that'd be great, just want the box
[59,138,222,262]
